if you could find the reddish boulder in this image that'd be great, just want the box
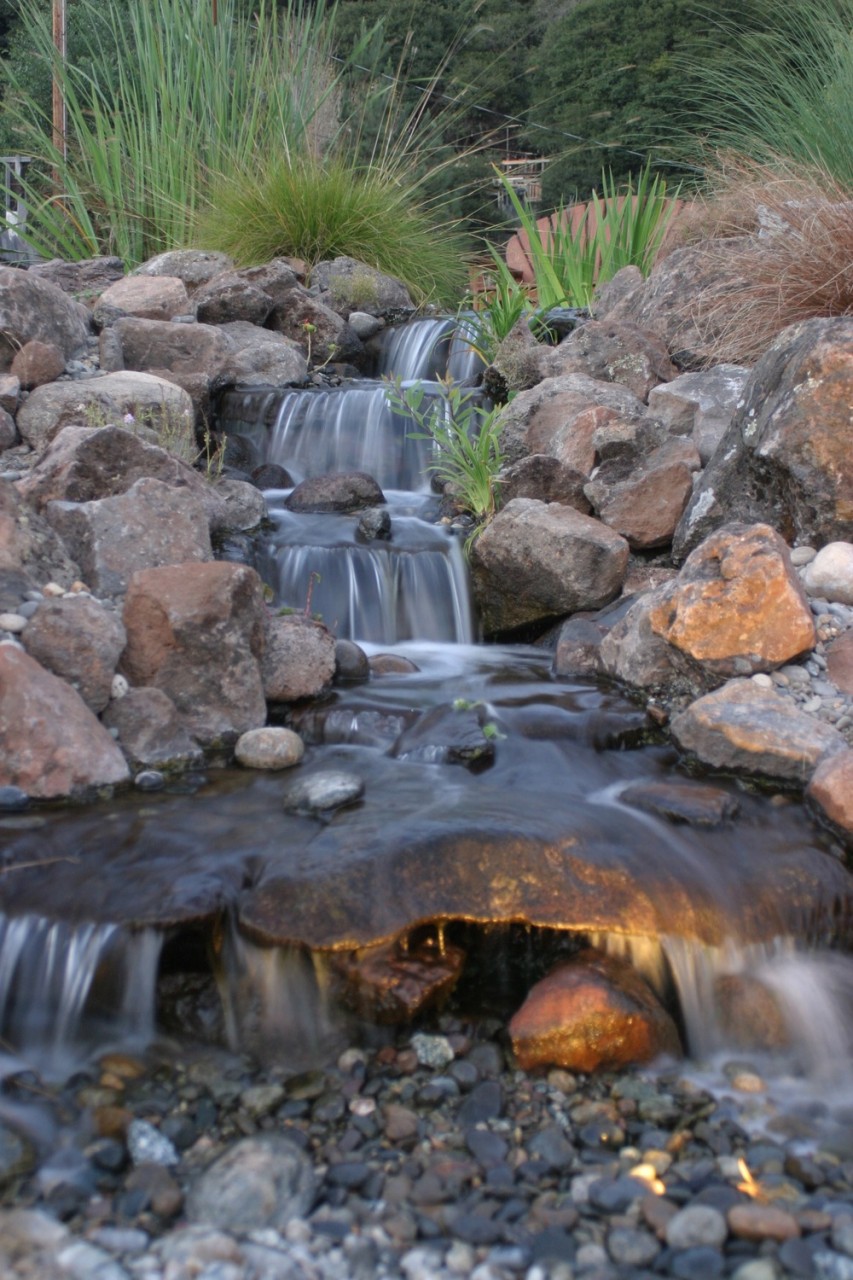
[509,950,681,1073]
[649,524,816,675]
[93,275,191,327]
[10,340,65,389]
[120,562,267,746]
[333,937,465,1023]
[0,645,129,797]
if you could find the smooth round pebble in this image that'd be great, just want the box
[234,727,304,770]
[134,770,165,792]
[665,1204,728,1250]
[0,786,29,811]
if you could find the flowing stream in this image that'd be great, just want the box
[1,318,852,1134]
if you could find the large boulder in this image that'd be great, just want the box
[99,316,230,382]
[101,687,204,772]
[509,950,681,1073]
[134,249,234,288]
[495,373,647,473]
[470,498,629,635]
[120,562,267,747]
[46,477,213,598]
[262,614,337,702]
[311,256,414,318]
[15,371,195,454]
[28,255,125,300]
[0,645,129,798]
[286,471,385,514]
[600,524,816,694]
[584,437,699,549]
[807,750,853,845]
[543,319,677,402]
[268,287,364,366]
[92,275,192,328]
[216,321,308,389]
[20,595,126,713]
[0,266,90,371]
[670,679,847,782]
[674,317,853,559]
[194,260,300,326]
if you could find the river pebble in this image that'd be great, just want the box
[1,1015,853,1280]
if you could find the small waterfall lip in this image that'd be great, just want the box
[0,911,163,1078]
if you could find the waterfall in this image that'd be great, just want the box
[0,912,162,1073]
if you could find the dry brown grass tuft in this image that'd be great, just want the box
[673,155,853,364]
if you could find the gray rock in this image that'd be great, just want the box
[262,614,337,703]
[470,498,629,635]
[647,363,750,463]
[665,1204,728,1250]
[286,471,385,514]
[21,595,127,713]
[134,249,234,286]
[102,688,203,772]
[218,320,308,389]
[282,770,365,814]
[185,1134,316,1232]
[15,370,194,454]
[46,476,213,598]
[0,265,90,372]
[127,1119,179,1168]
[312,256,414,317]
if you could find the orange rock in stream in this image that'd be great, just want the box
[509,949,681,1073]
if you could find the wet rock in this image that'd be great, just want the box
[0,406,17,451]
[0,785,29,810]
[391,703,498,767]
[674,317,853,559]
[807,749,853,843]
[0,645,130,797]
[282,769,364,812]
[497,454,591,512]
[713,974,789,1050]
[357,506,392,540]
[46,477,213,599]
[124,1163,184,1218]
[802,542,853,605]
[0,265,90,372]
[649,524,816,676]
[552,595,636,679]
[509,949,681,1073]
[826,630,853,695]
[0,1123,36,1191]
[211,477,267,533]
[671,679,847,782]
[286,471,385,514]
[185,1134,316,1232]
[262,613,337,702]
[15,372,195,454]
[334,638,370,682]
[101,315,229,382]
[135,248,234,287]
[369,653,420,675]
[334,937,464,1022]
[101,688,204,772]
[93,275,192,328]
[235,727,305,770]
[495,372,647,472]
[10,340,65,390]
[470,498,629,635]
[127,1120,179,1168]
[120,561,266,747]
[619,779,739,827]
[411,1032,455,1069]
[544,319,677,402]
[217,320,308,389]
[20,595,126,713]
[585,436,699,549]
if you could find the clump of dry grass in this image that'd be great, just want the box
[670,156,853,364]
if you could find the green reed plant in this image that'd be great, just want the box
[494,162,679,310]
[384,375,504,527]
[458,255,534,364]
[680,0,853,193]
[4,0,366,265]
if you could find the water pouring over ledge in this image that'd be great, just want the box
[0,317,852,1097]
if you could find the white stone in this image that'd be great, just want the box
[111,673,130,699]
[802,542,853,605]
[234,727,304,770]
[0,612,26,633]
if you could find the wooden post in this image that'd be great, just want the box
[212,0,218,25]
[52,0,67,167]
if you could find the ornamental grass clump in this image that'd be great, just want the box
[667,155,853,365]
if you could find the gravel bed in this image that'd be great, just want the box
[2,1012,853,1280]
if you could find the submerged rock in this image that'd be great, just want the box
[281,769,364,813]
[286,471,385,514]
[509,949,681,1073]
[185,1134,316,1232]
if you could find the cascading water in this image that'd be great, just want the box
[0,313,851,1125]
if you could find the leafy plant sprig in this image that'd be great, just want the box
[383,374,504,531]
